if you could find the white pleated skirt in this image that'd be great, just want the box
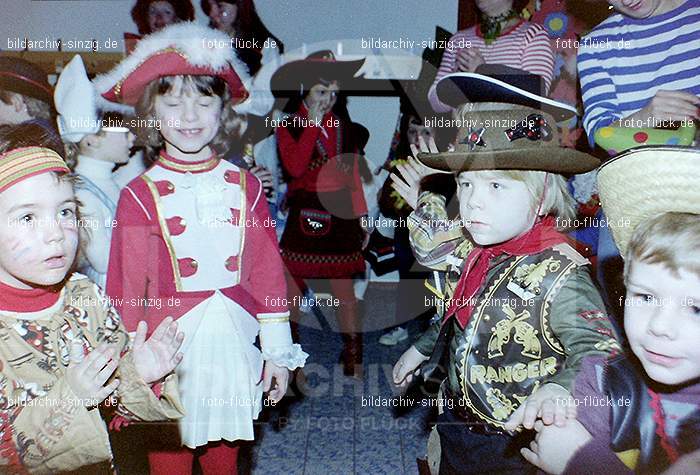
[174,291,263,448]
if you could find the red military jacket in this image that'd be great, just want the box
[106,151,288,331]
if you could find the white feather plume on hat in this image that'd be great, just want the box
[94,22,253,111]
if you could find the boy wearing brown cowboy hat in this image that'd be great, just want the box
[392,89,621,473]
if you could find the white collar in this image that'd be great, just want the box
[74,155,116,181]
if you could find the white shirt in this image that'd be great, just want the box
[74,155,120,288]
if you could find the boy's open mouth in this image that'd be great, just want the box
[44,255,66,269]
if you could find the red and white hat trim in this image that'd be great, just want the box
[94,22,251,109]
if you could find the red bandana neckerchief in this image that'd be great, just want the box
[444,216,567,329]
[0,280,61,313]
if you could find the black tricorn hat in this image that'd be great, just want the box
[435,64,578,122]
[271,50,365,97]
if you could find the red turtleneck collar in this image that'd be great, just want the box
[0,280,61,313]
[156,150,220,174]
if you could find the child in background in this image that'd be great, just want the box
[0,57,63,153]
[521,146,700,474]
[0,124,184,474]
[55,55,136,289]
[577,0,700,319]
[578,0,700,145]
[392,102,620,474]
[428,0,554,113]
[98,23,307,474]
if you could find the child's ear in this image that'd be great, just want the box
[83,133,102,151]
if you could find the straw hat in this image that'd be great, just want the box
[597,146,700,256]
[416,103,598,174]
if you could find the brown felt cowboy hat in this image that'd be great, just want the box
[270,50,365,97]
[416,103,599,174]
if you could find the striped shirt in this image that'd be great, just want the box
[578,0,700,145]
[428,20,555,113]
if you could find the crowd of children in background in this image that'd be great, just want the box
[0,0,699,473]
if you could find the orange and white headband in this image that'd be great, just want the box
[0,147,70,193]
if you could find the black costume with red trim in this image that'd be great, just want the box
[276,106,368,278]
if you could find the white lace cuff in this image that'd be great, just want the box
[262,344,308,370]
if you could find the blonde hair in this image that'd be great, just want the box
[135,75,245,160]
[624,212,700,281]
[457,169,576,230]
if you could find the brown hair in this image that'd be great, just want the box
[130,0,195,35]
[625,212,700,281]
[135,74,245,160]
[63,111,128,169]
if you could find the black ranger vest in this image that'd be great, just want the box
[452,244,586,427]
[604,354,679,474]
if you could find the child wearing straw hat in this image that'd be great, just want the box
[521,146,700,474]
[391,100,620,474]
[0,124,185,474]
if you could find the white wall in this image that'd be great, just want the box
[2,1,457,51]
[2,0,457,221]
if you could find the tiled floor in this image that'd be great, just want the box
[110,282,436,474]
[249,282,436,475]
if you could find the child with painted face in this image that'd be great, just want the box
[391,103,620,474]
[522,147,700,474]
[0,125,185,474]
[97,23,307,474]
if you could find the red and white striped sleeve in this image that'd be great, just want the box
[428,29,476,113]
[520,24,555,94]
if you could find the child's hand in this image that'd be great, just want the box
[456,47,485,73]
[250,165,274,196]
[132,317,185,384]
[263,361,289,404]
[392,345,429,390]
[520,419,592,475]
[308,102,327,126]
[504,383,576,431]
[66,340,121,407]
[635,90,700,124]
[389,137,443,209]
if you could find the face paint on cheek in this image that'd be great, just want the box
[12,243,32,261]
